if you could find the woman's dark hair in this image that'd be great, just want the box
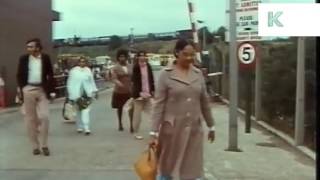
[116,49,128,61]
[26,38,43,50]
[133,50,147,64]
[173,39,195,58]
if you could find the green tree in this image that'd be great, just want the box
[198,26,214,45]
[109,35,123,50]
[72,35,81,45]
[147,33,156,41]
[214,26,227,42]
[261,44,297,122]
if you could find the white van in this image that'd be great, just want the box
[95,55,111,66]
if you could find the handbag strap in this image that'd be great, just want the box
[62,99,68,119]
[147,144,157,161]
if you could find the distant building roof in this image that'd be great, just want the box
[176,29,192,33]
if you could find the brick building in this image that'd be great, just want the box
[0,0,59,106]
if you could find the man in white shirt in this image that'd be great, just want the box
[16,38,55,156]
[67,58,98,135]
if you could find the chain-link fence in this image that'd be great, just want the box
[210,38,316,150]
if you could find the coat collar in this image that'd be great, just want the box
[29,54,42,59]
[165,65,201,85]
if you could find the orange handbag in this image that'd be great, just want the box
[134,145,157,180]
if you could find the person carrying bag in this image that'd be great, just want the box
[134,144,158,180]
[76,84,93,111]
[62,97,76,123]
[66,57,98,135]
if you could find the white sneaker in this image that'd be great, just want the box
[77,129,83,133]
[85,130,91,136]
[134,135,144,140]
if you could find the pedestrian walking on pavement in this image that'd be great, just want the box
[149,39,215,180]
[131,50,155,140]
[16,38,56,156]
[110,49,134,132]
[66,57,98,135]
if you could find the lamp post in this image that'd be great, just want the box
[187,0,202,63]
[294,37,306,145]
[197,20,206,51]
[129,28,134,63]
[226,0,241,152]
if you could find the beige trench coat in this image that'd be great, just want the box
[151,65,215,179]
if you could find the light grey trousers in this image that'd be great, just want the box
[132,98,152,133]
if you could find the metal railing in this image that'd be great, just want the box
[206,72,223,101]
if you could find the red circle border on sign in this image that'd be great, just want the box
[237,41,258,71]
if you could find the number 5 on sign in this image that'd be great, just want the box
[238,42,256,65]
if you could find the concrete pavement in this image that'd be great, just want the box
[0,89,145,180]
[0,77,315,180]
[203,103,315,180]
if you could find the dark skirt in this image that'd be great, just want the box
[111,92,131,109]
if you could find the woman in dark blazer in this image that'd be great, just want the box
[131,50,155,140]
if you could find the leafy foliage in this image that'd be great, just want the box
[109,35,123,50]
[261,43,297,121]
[213,26,227,42]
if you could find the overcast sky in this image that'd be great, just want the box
[52,0,315,39]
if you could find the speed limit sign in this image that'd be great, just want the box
[237,42,256,66]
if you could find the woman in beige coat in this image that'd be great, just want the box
[150,39,215,180]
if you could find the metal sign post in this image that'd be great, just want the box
[226,0,241,152]
[237,42,257,133]
[244,70,253,133]
[129,27,134,64]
